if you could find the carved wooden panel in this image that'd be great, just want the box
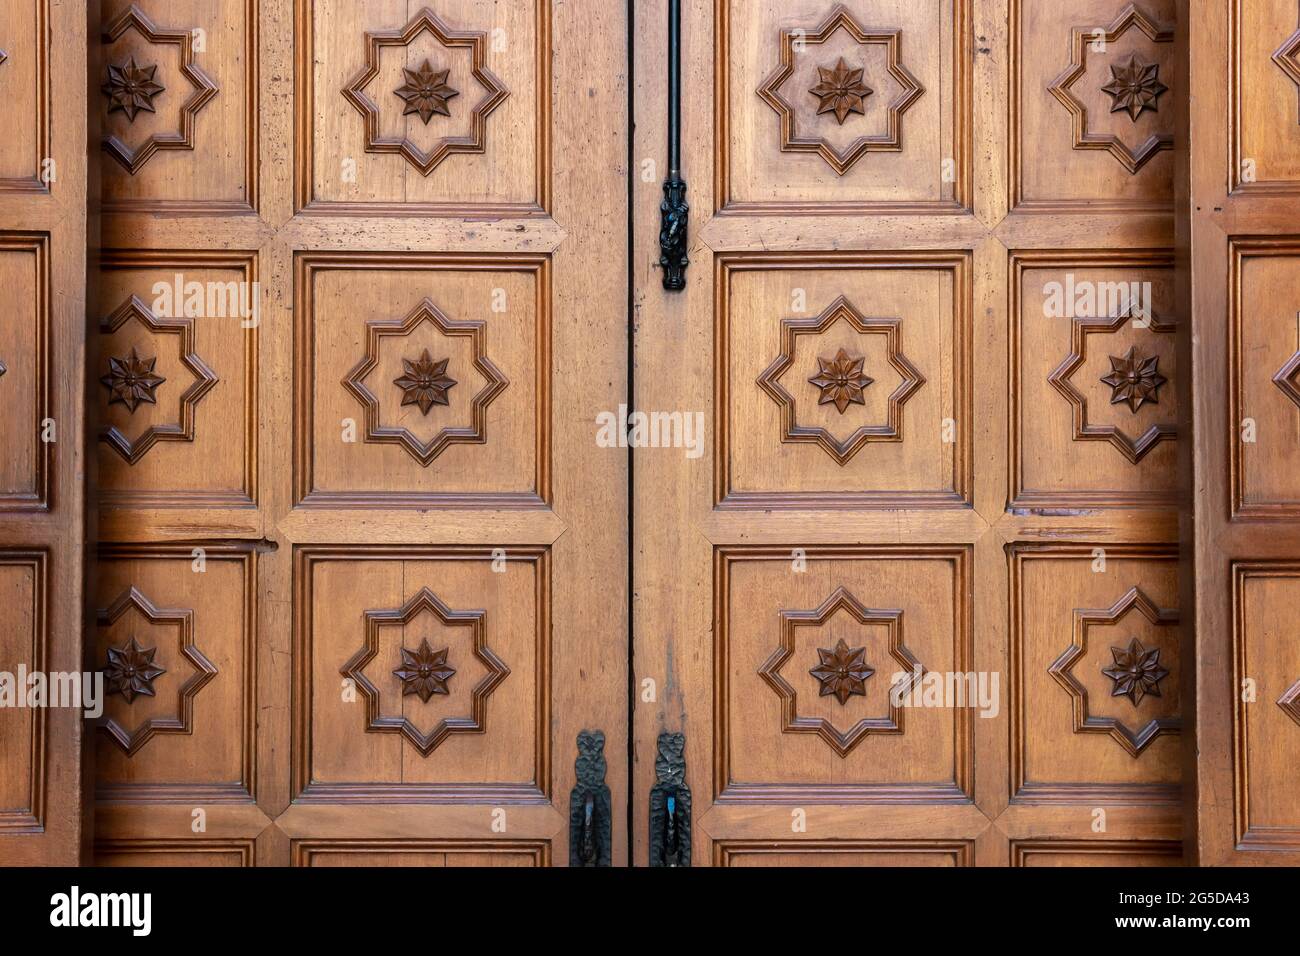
[94,544,256,802]
[0,233,49,510]
[1010,840,1181,866]
[96,251,256,508]
[0,0,49,193]
[718,0,968,212]
[1231,0,1300,192]
[717,252,970,508]
[1011,544,1181,802]
[1231,563,1300,849]
[0,551,46,830]
[1012,0,1176,210]
[293,546,550,802]
[1011,251,1177,508]
[292,840,547,866]
[297,0,549,214]
[96,839,256,866]
[715,545,972,802]
[1230,239,1300,517]
[97,0,255,211]
[294,252,548,508]
[715,840,973,866]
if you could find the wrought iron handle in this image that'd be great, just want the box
[569,730,611,866]
[659,0,689,290]
[649,731,691,866]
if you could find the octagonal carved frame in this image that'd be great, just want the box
[97,585,218,757]
[341,6,510,176]
[99,294,220,465]
[756,294,925,466]
[1047,585,1180,758]
[757,585,924,758]
[1046,308,1176,465]
[341,297,509,467]
[756,4,925,176]
[100,3,219,175]
[1047,2,1174,174]
[339,586,510,756]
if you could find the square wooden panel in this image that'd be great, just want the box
[1230,239,1300,517]
[0,0,50,193]
[0,550,47,831]
[96,839,255,866]
[715,546,972,802]
[94,544,257,802]
[295,0,549,214]
[0,233,49,510]
[1010,544,1181,803]
[717,253,970,509]
[715,840,973,866]
[97,0,257,212]
[1011,0,1176,211]
[1231,563,1300,849]
[1011,251,1177,509]
[294,252,549,508]
[717,0,969,213]
[292,546,550,802]
[96,251,257,509]
[1230,0,1300,193]
[1010,839,1181,866]
[291,840,547,866]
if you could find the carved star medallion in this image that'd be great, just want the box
[1100,53,1167,122]
[101,56,165,122]
[809,347,873,414]
[1101,637,1169,707]
[809,57,871,124]
[101,346,166,413]
[1100,345,1166,413]
[393,348,457,414]
[809,638,874,705]
[393,638,456,702]
[394,59,459,123]
[103,636,166,703]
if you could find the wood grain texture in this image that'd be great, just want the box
[636,0,1181,866]
[92,0,627,866]
[0,0,87,866]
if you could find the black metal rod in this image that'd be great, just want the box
[658,0,689,290]
[667,0,681,177]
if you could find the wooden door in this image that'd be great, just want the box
[634,0,1185,866]
[0,0,89,865]
[1185,0,1300,865]
[90,0,626,867]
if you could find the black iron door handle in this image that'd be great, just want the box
[648,731,691,866]
[569,730,612,866]
[659,0,689,290]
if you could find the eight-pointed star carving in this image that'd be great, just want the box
[102,56,165,122]
[809,347,873,414]
[101,346,166,413]
[103,636,167,703]
[394,58,459,123]
[393,638,457,702]
[341,7,509,176]
[1100,345,1166,413]
[1101,636,1169,706]
[342,298,508,467]
[1100,53,1167,122]
[809,638,874,705]
[394,348,457,414]
[1047,585,1180,758]
[809,57,872,124]
[756,5,924,175]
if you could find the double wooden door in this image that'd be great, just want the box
[3,0,1300,867]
